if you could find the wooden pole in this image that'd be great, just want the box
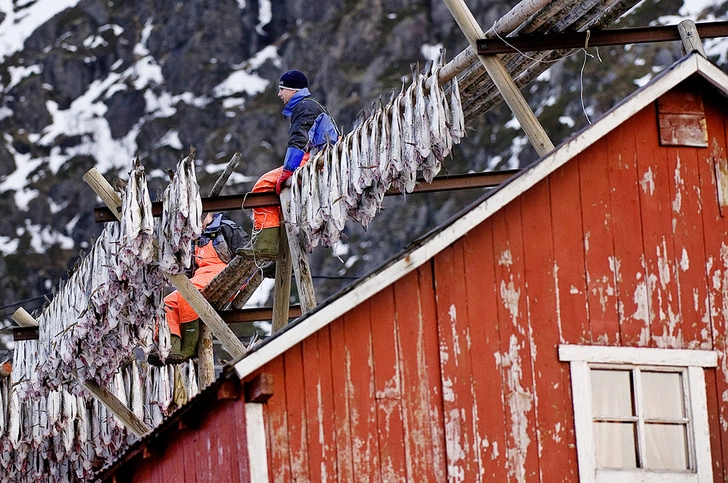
[279,188,317,313]
[11,308,151,437]
[442,0,555,157]
[83,168,122,218]
[678,20,707,57]
[271,225,293,332]
[83,168,248,360]
[197,324,216,387]
[164,273,247,358]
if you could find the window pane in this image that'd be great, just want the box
[642,371,685,419]
[644,423,689,470]
[594,422,638,468]
[591,369,634,417]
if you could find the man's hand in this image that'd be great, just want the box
[275,169,294,195]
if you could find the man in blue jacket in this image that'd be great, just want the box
[239,70,338,259]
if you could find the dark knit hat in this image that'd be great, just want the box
[279,70,308,90]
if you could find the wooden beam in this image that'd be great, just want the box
[11,307,151,437]
[279,189,317,313]
[244,373,274,403]
[83,168,248,361]
[442,0,554,157]
[679,19,707,58]
[271,225,293,333]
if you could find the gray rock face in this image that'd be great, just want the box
[0,0,722,319]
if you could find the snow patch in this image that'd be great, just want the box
[20,219,75,252]
[634,73,653,87]
[156,130,183,150]
[6,64,42,92]
[0,0,82,63]
[0,236,19,255]
[558,116,575,128]
[257,0,272,35]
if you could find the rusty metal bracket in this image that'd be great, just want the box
[477,21,728,55]
[94,170,519,223]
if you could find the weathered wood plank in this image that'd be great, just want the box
[301,333,326,482]
[666,140,711,349]
[369,286,407,483]
[272,226,293,332]
[202,255,262,308]
[314,327,339,482]
[343,301,381,482]
[491,205,540,483]
[633,105,683,349]
[699,92,728,478]
[259,357,291,483]
[328,317,355,481]
[605,116,649,346]
[432,243,479,481]
[282,345,311,481]
[233,400,252,483]
[462,219,510,480]
[415,264,448,481]
[578,137,621,345]
[182,425,199,483]
[679,19,707,57]
[548,160,590,344]
[229,270,264,309]
[394,269,444,481]
[280,189,316,313]
[520,179,578,480]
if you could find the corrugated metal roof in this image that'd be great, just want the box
[93,365,240,482]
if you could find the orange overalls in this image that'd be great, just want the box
[164,241,227,337]
[250,154,309,230]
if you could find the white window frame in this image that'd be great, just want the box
[559,345,717,483]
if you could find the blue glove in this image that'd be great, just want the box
[282,146,305,172]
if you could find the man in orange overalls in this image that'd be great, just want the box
[238,70,338,259]
[162,212,244,363]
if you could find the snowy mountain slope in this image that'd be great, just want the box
[0,0,726,335]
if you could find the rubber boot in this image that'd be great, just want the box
[237,227,279,259]
[147,334,181,366]
[166,320,200,364]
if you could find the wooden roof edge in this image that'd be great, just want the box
[232,52,721,382]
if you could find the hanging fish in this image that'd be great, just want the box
[378,96,393,189]
[414,64,432,163]
[450,72,465,144]
[401,76,418,193]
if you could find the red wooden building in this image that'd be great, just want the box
[99,52,728,483]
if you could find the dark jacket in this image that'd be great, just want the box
[282,88,325,151]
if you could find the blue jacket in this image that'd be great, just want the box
[282,88,325,151]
